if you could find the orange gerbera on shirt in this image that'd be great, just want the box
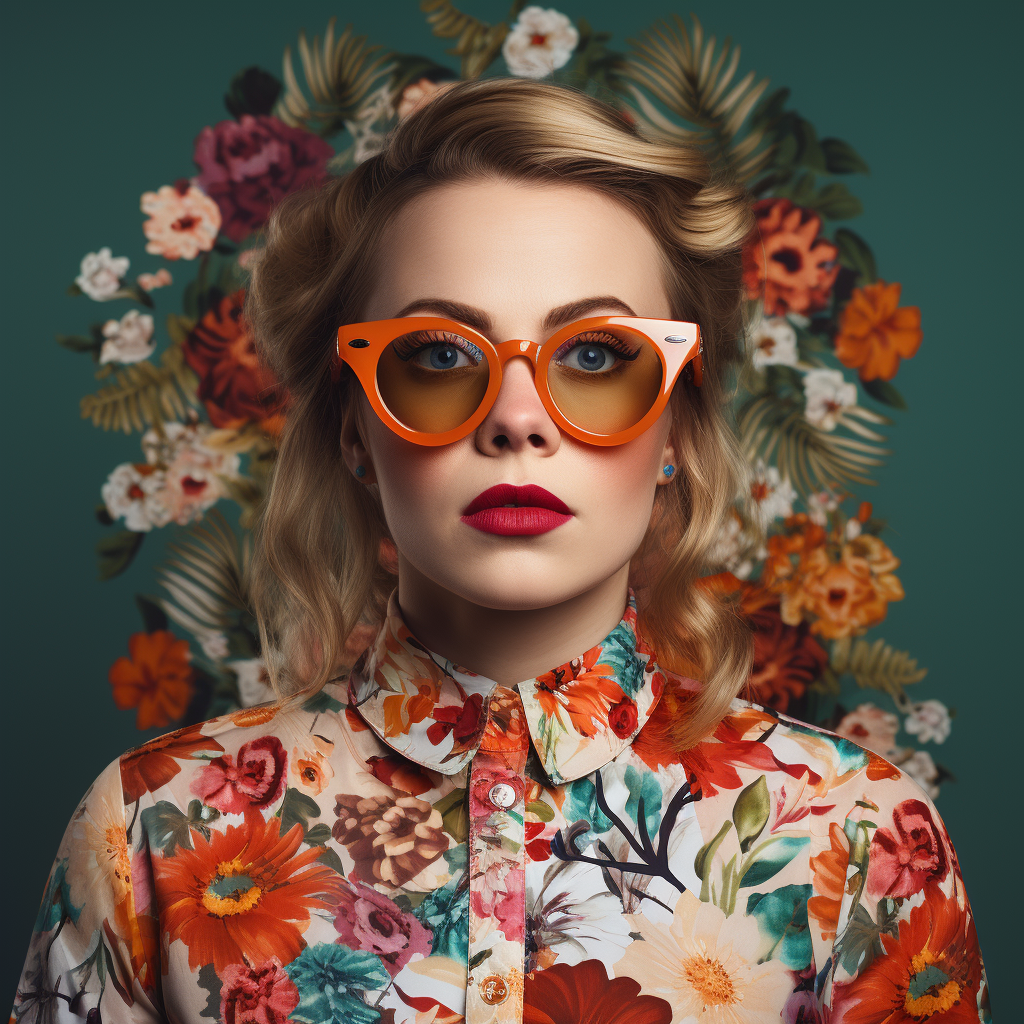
[108,629,194,729]
[155,814,343,973]
[835,280,923,381]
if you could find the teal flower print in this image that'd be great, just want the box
[746,883,814,970]
[285,943,390,1024]
[597,623,646,698]
[33,860,81,932]
[415,878,470,963]
[622,764,662,837]
[562,764,662,841]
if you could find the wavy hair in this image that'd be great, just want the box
[246,77,754,748]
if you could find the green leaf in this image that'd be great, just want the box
[834,901,885,975]
[834,228,878,284]
[97,529,143,581]
[304,823,333,846]
[813,182,863,221]
[165,314,197,347]
[140,800,196,854]
[526,800,554,823]
[135,594,169,633]
[301,689,344,714]
[95,503,114,526]
[67,283,84,297]
[225,66,283,119]
[56,334,101,355]
[739,835,810,888]
[694,820,732,882]
[732,776,770,853]
[861,377,907,410]
[317,846,344,874]
[468,947,492,970]
[434,788,468,844]
[794,118,827,172]
[197,963,223,1020]
[746,884,813,970]
[821,137,870,175]
[279,787,321,836]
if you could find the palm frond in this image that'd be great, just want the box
[738,394,889,495]
[156,509,251,639]
[420,0,509,79]
[831,636,927,702]
[621,14,772,181]
[80,344,198,435]
[276,17,394,136]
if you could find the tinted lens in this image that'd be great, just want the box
[546,326,664,434]
[376,329,490,434]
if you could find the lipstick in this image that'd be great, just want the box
[461,483,573,537]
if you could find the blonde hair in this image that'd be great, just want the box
[246,77,753,749]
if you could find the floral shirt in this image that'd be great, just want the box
[12,590,991,1024]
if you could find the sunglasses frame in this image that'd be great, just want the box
[333,314,703,447]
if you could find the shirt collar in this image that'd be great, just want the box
[347,588,663,784]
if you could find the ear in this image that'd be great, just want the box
[655,429,679,487]
[339,394,377,486]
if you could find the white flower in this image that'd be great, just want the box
[835,702,900,758]
[707,510,755,578]
[745,459,797,530]
[76,247,129,300]
[101,463,172,532]
[99,310,156,365]
[806,489,840,526]
[229,658,275,707]
[199,632,230,661]
[904,699,952,744]
[803,367,857,431]
[894,748,940,799]
[502,6,579,78]
[845,518,862,540]
[344,84,393,165]
[748,315,799,369]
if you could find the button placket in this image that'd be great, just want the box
[466,687,529,1024]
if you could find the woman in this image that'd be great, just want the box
[12,79,989,1024]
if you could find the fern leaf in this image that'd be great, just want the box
[420,0,509,79]
[276,17,394,136]
[621,14,772,181]
[831,636,928,701]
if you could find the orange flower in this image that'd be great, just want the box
[120,723,225,802]
[155,815,343,973]
[109,630,194,730]
[808,822,850,941]
[742,198,839,316]
[835,281,922,381]
[382,680,440,738]
[534,646,625,737]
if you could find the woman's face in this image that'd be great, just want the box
[344,177,678,612]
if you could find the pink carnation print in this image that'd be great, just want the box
[190,735,287,814]
[867,797,950,899]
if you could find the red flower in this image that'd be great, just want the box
[469,765,525,818]
[219,958,299,1024]
[108,630,194,730]
[189,736,287,815]
[425,692,484,746]
[525,820,552,861]
[365,754,436,796]
[534,647,625,738]
[183,290,288,436]
[867,799,950,900]
[743,198,839,316]
[607,697,639,738]
[120,724,225,803]
[193,114,333,243]
[831,883,982,1024]
[524,959,672,1024]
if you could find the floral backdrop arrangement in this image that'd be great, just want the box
[62,3,948,795]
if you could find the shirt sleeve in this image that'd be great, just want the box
[823,769,992,1022]
[11,755,164,1024]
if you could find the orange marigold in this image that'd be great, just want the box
[835,280,922,381]
[109,630,194,729]
[742,198,839,316]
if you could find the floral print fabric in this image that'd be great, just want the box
[13,590,991,1023]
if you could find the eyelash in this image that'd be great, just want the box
[552,332,641,363]
[392,331,484,364]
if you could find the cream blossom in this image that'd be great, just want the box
[99,309,156,365]
[835,702,900,758]
[746,459,797,530]
[198,631,230,661]
[747,315,799,369]
[137,268,172,291]
[101,462,172,532]
[75,247,129,300]
[140,181,221,260]
[893,747,940,799]
[707,509,756,579]
[904,699,952,744]
[615,896,793,1023]
[806,489,841,526]
[229,657,275,707]
[802,367,857,431]
[502,6,579,79]
[397,77,455,120]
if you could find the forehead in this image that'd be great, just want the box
[363,177,672,323]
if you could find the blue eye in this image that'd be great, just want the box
[564,344,613,371]
[417,344,470,370]
[555,331,640,373]
[392,331,483,370]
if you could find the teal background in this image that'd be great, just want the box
[4,0,1016,1003]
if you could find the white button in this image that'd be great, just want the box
[488,782,517,809]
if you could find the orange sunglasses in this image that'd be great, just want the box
[332,314,703,447]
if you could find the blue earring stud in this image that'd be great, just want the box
[662,465,675,478]
[355,465,366,478]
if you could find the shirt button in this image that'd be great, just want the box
[488,782,517,809]
[480,974,509,1004]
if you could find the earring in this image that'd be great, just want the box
[355,465,366,479]
[662,465,675,478]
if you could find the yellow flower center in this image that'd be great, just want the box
[904,950,962,1018]
[683,954,737,1007]
[201,857,263,918]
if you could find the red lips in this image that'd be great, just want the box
[461,484,573,536]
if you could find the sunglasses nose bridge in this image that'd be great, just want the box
[493,338,541,369]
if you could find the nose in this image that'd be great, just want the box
[474,353,561,456]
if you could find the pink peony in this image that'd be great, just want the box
[219,958,299,1024]
[866,798,950,899]
[193,115,334,242]
[333,878,432,976]
[189,735,287,814]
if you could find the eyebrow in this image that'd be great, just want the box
[391,295,639,334]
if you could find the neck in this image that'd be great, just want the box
[395,556,632,686]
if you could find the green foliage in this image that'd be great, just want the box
[135,593,169,633]
[97,529,143,581]
[822,137,870,174]
[420,0,515,80]
[140,799,219,854]
[862,377,908,410]
[225,66,283,119]
[732,775,770,853]
[434,788,469,843]
[834,227,878,284]
[831,636,928,700]
[279,786,322,837]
